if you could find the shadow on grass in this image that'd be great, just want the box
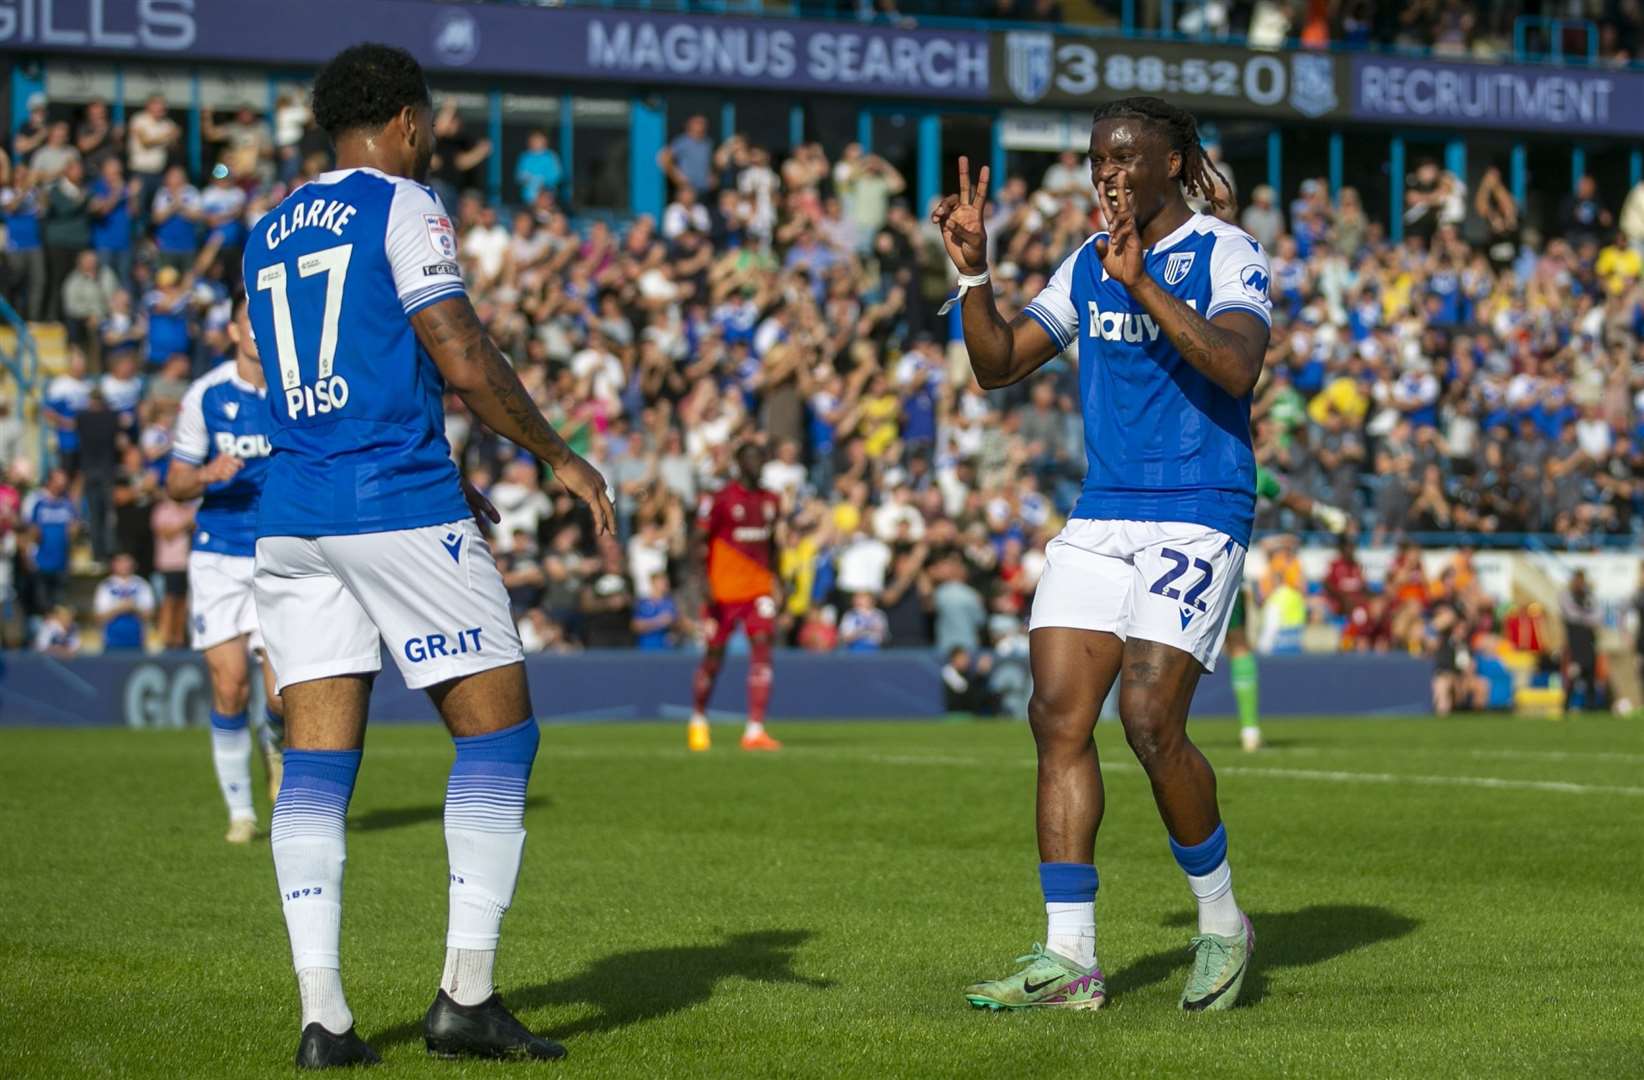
[1109,904,1419,1006]
[350,796,552,832]
[373,928,832,1048]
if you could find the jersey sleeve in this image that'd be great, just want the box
[1207,230,1273,325]
[385,182,467,317]
[134,580,156,614]
[92,581,116,617]
[1022,239,1086,352]
[170,380,209,465]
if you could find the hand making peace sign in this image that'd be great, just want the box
[930,155,991,276]
[1094,181,1145,288]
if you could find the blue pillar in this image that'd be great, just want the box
[1389,136,1405,244]
[112,68,126,125]
[788,103,804,151]
[1631,148,1643,188]
[720,101,735,142]
[266,76,278,127]
[1266,129,1282,201]
[1121,0,1135,33]
[187,70,202,179]
[1510,143,1527,209]
[1445,139,1465,185]
[10,64,44,130]
[1571,145,1585,193]
[990,116,1006,194]
[630,97,665,220]
[917,112,942,213]
[487,90,503,204]
[559,94,575,206]
[1328,130,1343,198]
[857,109,873,153]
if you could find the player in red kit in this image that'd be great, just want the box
[689,443,783,752]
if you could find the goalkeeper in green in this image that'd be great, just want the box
[1228,467,1351,751]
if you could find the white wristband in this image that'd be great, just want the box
[937,270,991,316]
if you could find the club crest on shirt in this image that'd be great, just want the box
[223,401,239,420]
[1163,251,1196,286]
[423,214,457,260]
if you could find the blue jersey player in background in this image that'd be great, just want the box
[937,98,1270,1014]
[168,298,285,845]
[242,45,612,1069]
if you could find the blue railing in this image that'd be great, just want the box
[0,298,47,482]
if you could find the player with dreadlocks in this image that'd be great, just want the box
[935,96,1271,1013]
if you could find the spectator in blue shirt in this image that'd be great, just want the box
[515,130,563,204]
[93,552,154,651]
[1,165,46,320]
[839,591,889,652]
[42,350,92,474]
[143,266,192,369]
[632,572,679,651]
[658,114,713,194]
[150,165,201,272]
[25,468,77,612]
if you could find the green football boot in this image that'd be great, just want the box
[1180,913,1255,1012]
[964,944,1107,1011]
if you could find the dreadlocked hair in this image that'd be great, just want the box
[1091,96,1229,211]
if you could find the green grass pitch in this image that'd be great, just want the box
[3,715,1641,1078]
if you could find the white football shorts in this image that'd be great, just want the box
[1028,518,1246,671]
[189,550,263,653]
[254,518,524,693]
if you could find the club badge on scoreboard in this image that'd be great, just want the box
[1005,31,1054,105]
[1289,53,1338,118]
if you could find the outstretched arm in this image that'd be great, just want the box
[412,295,615,535]
[931,157,1061,389]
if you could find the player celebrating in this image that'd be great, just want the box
[168,299,285,843]
[687,442,782,753]
[243,45,613,1068]
[1226,466,1350,752]
[937,98,1269,1013]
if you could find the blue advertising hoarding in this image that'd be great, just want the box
[1350,53,1644,136]
[0,0,990,100]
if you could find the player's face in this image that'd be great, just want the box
[1088,118,1180,229]
[737,447,765,482]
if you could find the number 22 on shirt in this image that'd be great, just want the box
[256,243,354,420]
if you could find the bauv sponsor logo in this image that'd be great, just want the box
[1350,54,1644,135]
[0,0,196,50]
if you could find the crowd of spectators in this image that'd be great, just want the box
[3,85,1644,683]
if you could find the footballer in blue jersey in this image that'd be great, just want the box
[168,299,286,844]
[939,98,1265,1014]
[241,46,610,1069]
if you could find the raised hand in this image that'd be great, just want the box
[930,155,991,276]
[1094,182,1144,288]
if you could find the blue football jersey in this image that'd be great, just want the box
[170,360,274,558]
[1023,213,1272,545]
[241,167,469,538]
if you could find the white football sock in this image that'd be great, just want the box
[441,947,496,1006]
[744,719,766,738]
[1186,858,1243,937]
[1045,902,1098,969]
[296,966,353,1034]
[444,719,536,999]
[271,749,359,1034]
[211,723,256,822]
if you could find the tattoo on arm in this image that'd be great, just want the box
[414,298,573,468]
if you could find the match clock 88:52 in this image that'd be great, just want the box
[1054,46,1286,103]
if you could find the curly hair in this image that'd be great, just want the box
[311,44,430,141]
[1091,96,1229,211]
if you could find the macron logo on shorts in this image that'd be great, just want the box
[441,531,463,563]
